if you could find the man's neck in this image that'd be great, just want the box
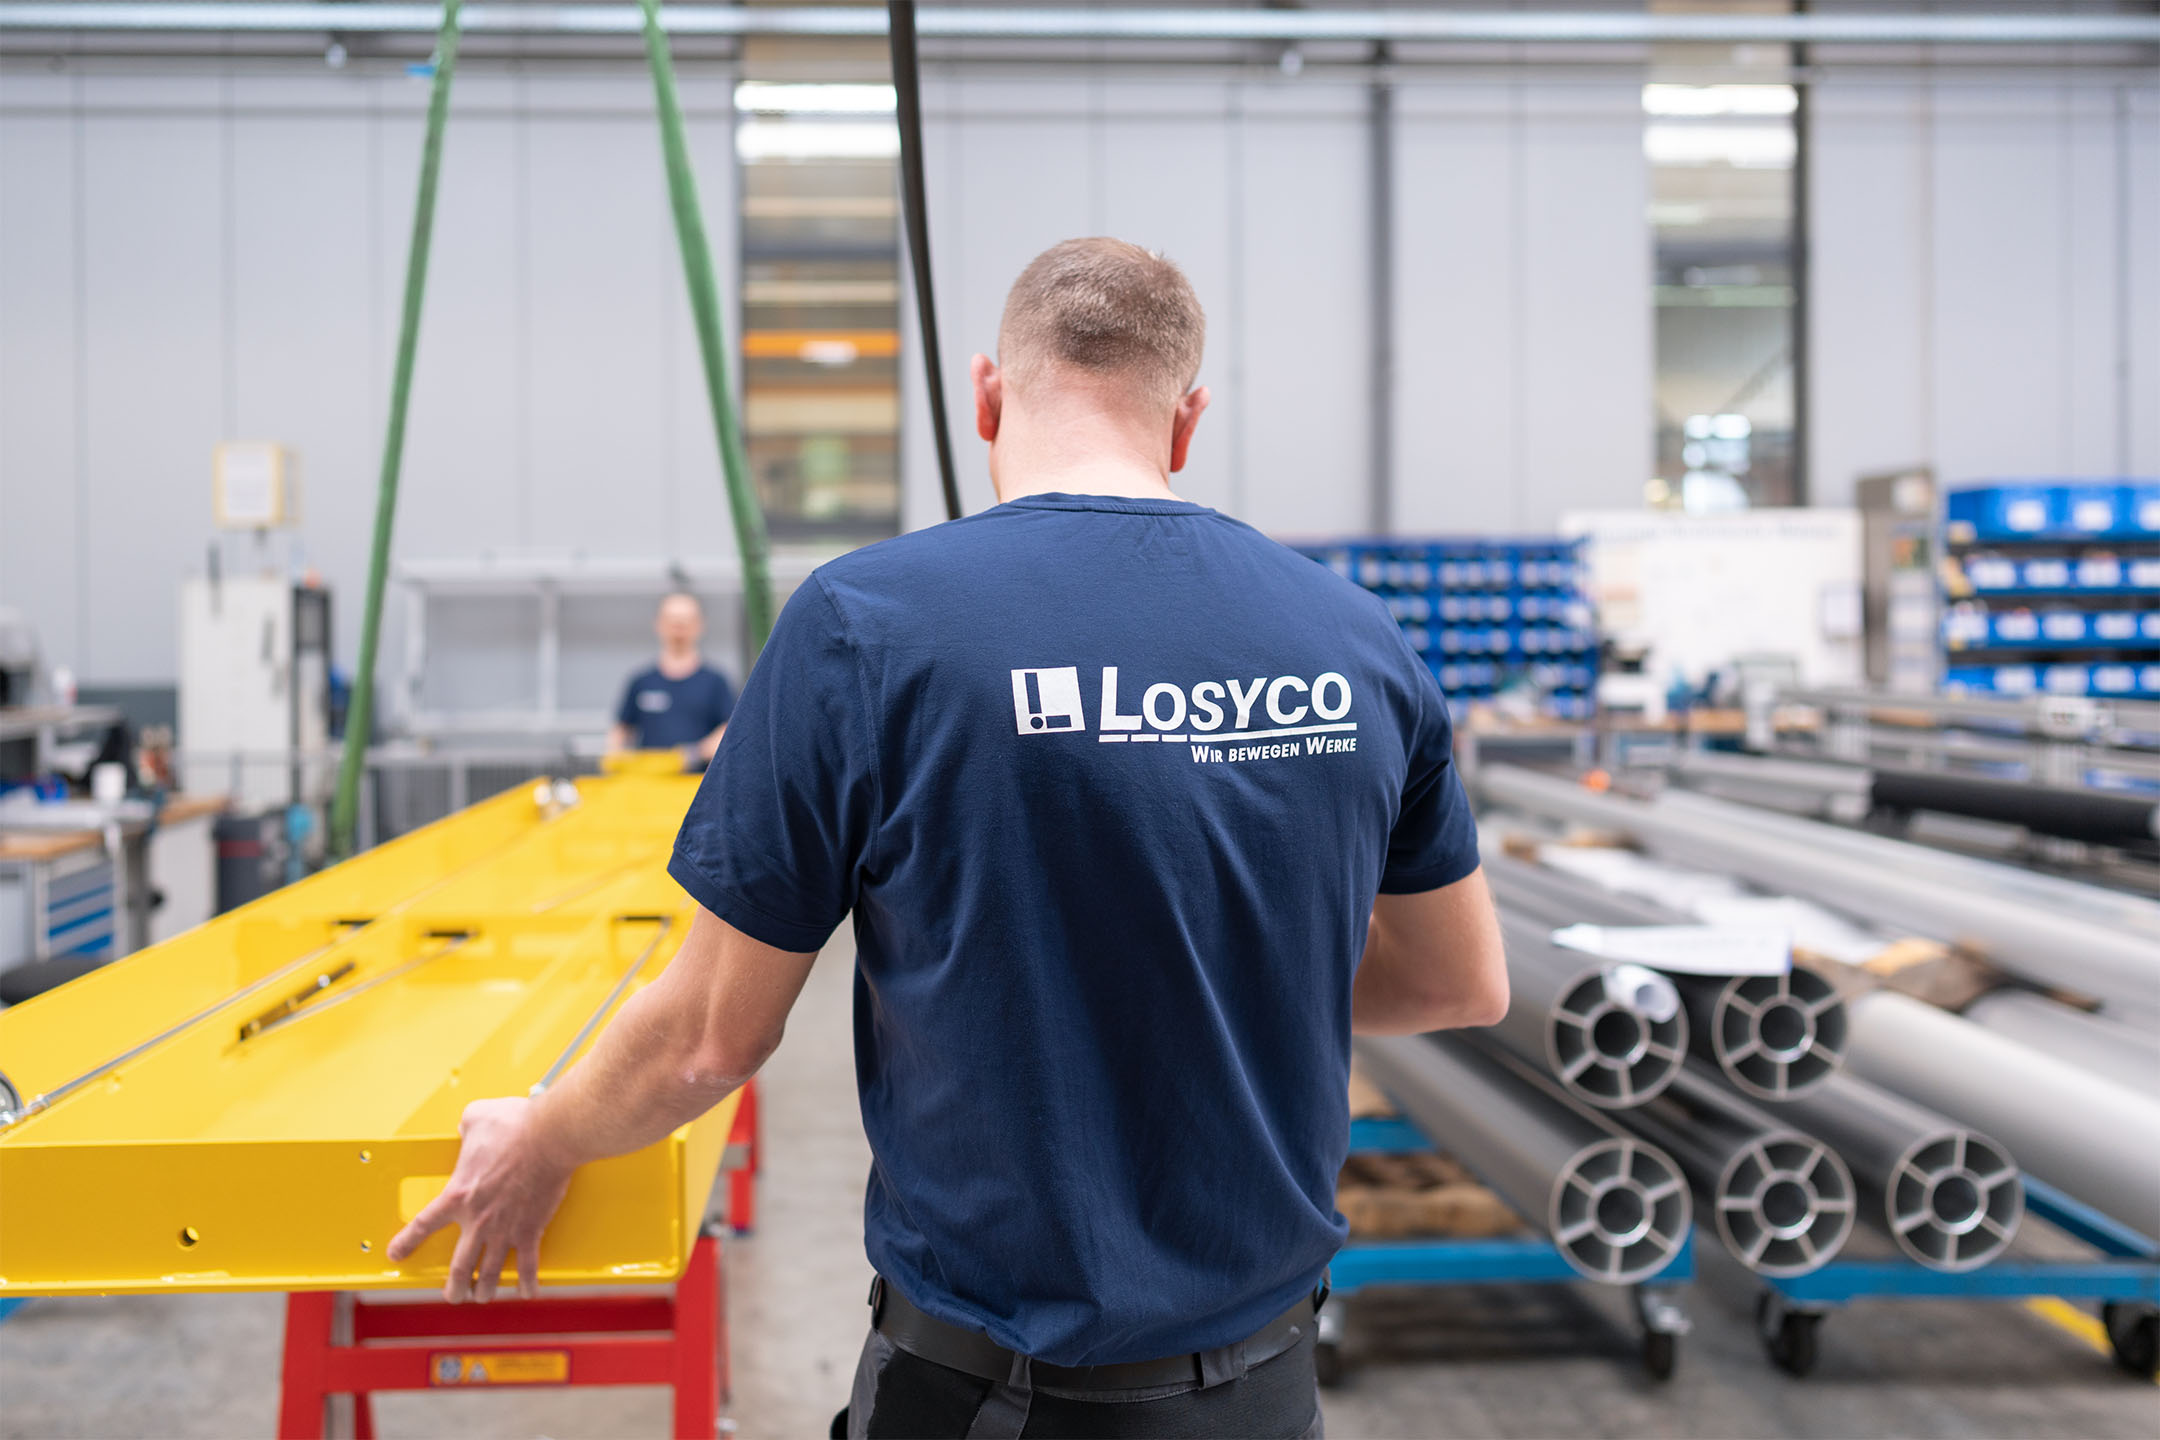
[988,406,1184,505]
[656,648,701,679]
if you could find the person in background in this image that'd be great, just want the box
[607,592,735,765]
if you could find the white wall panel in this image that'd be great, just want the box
[1236,83,1368,538]
[1395,82,1521,535]
[0,105,83,669]
[1810,69,2159,501]
[1520,80,1652,530]
[2132,84,2160,474]
[1806,81,1932,509]
[231,90,376,672]
[79,105,223,681]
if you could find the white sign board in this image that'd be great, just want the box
[1558,508,1864,689]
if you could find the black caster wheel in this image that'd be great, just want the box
[1642,1329,1677,1382]
[1757,1293,1820,1378]
[1314,1340,1345,1389]
[2101,1302,2158,1378]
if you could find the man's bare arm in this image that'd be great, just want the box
[695,722,727,763]
[606,722,635,752]
[1351,867,1509,1035]
[387,906,815,1301]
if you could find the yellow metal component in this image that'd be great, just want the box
[0,772,733,1297]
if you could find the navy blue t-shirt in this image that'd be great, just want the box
[616,664,736,750]
[668,494,1478,1366]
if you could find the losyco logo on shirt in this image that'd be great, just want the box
[1010,666,1358,764]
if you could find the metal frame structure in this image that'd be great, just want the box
[279,1228,728,1440]
[5,6,2159,46]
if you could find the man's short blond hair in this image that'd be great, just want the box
[997,238,1205,411]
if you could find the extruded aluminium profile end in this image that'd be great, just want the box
[1709,966,1848,1100]
[1714,1131,1856,1278]
[1884,1129,2023,1273]
[1546,967,1689,1109]
[1550,1137,1693,1284]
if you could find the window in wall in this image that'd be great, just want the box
[1645,23,1802,511]
[736,76,903,539]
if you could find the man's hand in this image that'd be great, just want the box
[387,1096,574,1303]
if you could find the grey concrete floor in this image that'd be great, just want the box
[5,927,2157,1437]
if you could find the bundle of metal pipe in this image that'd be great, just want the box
[1478,765,2160,1020]
[1484,853,1848,1099]
[1614,1064,1855,1277]
[1670,748,2160,852]
[1354,1033,1691,1285]
[1485,908,1687,1109]
[1961,989,2160,1096]
[1843,990,2160,1242]
[1759,1071,2022,1272]
[1653,787,2160,944]
[1870,767,2160,852]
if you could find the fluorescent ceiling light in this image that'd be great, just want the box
[1643,83,1797,117]
[736,121,900,162]
[735,82,896,114]
[1645,123,1795,169]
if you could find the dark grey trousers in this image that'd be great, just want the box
[838,1326,1326,1440]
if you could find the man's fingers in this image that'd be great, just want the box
[387,1193,456,1263]
[444,1225,483,1304]
[473,1238,509,1304]
[515,1236,540,1300]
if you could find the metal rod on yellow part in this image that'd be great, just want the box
[0,938,355,1128]
[529,916,677,1096]
[235,932,477,1044]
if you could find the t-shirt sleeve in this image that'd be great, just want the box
[1380,647,1481,894]
[667,579,879,952]
[616,673,644,729]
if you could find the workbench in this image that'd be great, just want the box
[0,794,222,971]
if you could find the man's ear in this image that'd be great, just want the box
[1168,385,1211,474]
[972,354,1003,442]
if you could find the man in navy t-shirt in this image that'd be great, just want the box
[393,239,1509,1439]
[608,592,736,763]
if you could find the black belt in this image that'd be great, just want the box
[869,1275,1326,1394]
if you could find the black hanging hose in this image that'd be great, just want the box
[889,1,963,522]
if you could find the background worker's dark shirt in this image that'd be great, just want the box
[616,663,735,750]
[669,493,1479,1367]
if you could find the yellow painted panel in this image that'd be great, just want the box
[0,773,736,1296]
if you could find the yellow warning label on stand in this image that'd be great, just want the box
[428,1350,571,1386]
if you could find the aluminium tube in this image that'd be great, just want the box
[1760,1071,2022,1273]
[1616,1064,1855,1278]
[1477,765,2160,1019]
[1655,787,2160,943]
[1962,989,2160,1096]
[1844,990,2160,1242]
[1485,907,1688,1109]
[1485,852,1848,1098]
[1354,1033,1691,1284]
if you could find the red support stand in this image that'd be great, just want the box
[726,1077,760,1235]
[277,1230,727,1440]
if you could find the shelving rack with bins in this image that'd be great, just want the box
[1940,481,2160,701]
[1299,540,1599,720]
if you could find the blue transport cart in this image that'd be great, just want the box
[1753,1176,2160,1377]
[1320,1115,1694,1384]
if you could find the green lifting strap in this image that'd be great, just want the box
[639,0,777,654]
[328,0,777,859]
[328,0,462,859]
